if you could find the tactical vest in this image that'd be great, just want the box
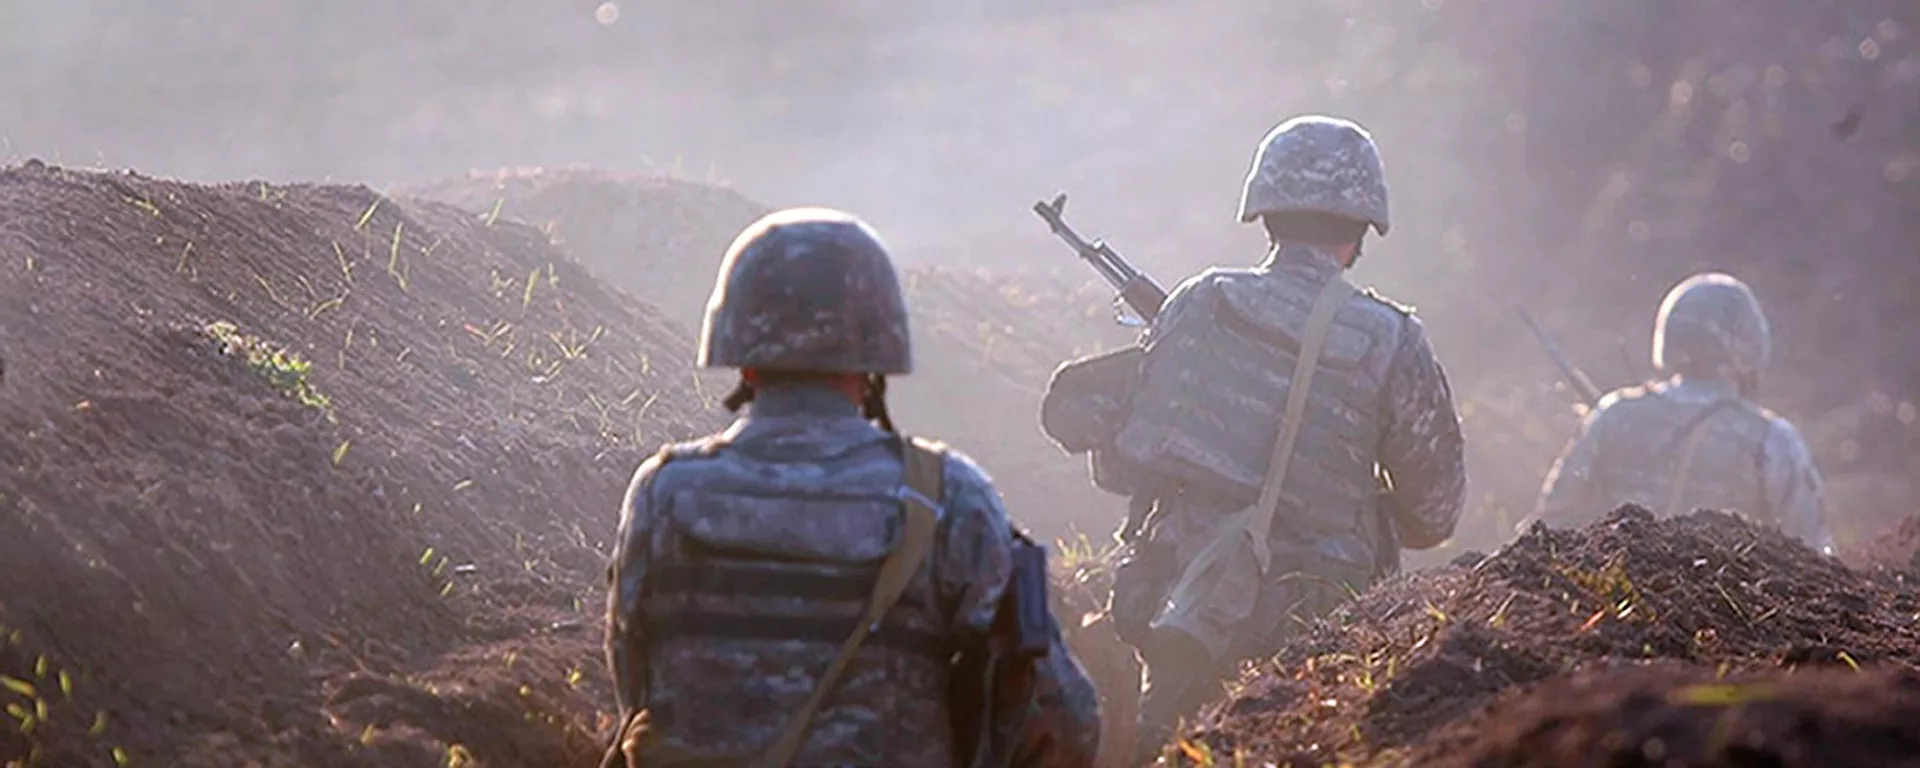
[636,439,957,767]
[1113,266,1408,571]
[1589,385,1775,523]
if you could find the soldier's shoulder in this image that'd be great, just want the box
[639,435,731,487]
[1597,383,1655,411]
[916,438,995,490]
[908,437,1010,513]
[1757,410,1814,454]
[1169,266,1243,299]
[1356,285,1417,317]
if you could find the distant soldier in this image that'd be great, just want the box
[1536,272,1833,554]
[1047,115,1469,763]
[602,208,1099,768]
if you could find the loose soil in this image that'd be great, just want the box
[0,160,723,766]
[1178,505,1920,767]
[4,156,1918,768]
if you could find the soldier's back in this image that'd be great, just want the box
[1584,379,1777,521]
[636,399,970,767]
[1113,253,1413,531]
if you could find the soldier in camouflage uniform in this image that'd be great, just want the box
[603,207,1100,768]
[1099,115,1469,763]
[1535,272,1833,554]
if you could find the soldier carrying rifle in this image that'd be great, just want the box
[1533,272,1835,555]
[1035,115,1468,764]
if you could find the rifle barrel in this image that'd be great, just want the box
[1518,309,1604,404]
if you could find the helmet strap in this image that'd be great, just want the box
[862,374,896,433]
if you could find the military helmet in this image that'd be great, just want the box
[1237,114,1391,235]
[698,207,912,374]
[1652,272,1771,380]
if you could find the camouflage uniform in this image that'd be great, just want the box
[605,207,1100,768]
[1105,116,1468,759]
[1536,273,1832,554]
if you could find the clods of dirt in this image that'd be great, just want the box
[1415,663,1920,768]
[1184,505,1920,766]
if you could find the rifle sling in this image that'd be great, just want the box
[1246,275,1356,570]
[757,437,943,768]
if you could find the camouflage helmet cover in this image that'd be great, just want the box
[698,207,912,374]
[1652,272,1771,380]
[1237,114,1391,235]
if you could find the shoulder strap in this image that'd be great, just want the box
[1752,417,1776,521]
[758,437,943,768]
[1245,275,1356,570]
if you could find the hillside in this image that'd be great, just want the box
[0,160,723,766]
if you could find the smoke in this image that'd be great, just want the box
[6,0,1917,556]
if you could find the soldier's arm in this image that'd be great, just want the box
[1377,315,1468,550]
[605,453,668,717]
[1534,402,1609,529]
[1760,418,1834,555]
[1010,620,1103,768]
[934,452,1019,641]
[938,454,1101,767]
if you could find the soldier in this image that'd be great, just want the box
[1087,115,1468,763]
[602,207,1100,768]
[1535,272,1833,554]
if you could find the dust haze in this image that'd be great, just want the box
[6,0,1918,558]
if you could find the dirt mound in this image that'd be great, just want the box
[1410,664,1920,768]
[403,167,768,329]
[0,160,721,766]
[409,168,1138,543]
[1866,514,1920,576]
[1181,505,1920,766]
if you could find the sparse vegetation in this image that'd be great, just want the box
[8,0,1920,753]
[201,320,333,412]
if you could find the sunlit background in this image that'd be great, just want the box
[6,0,1917,559]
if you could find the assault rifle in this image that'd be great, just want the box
[1517,308,1604,405]
[1031,193,1169,326]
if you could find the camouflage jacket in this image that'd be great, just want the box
[605,383,1100,767]
[1536,376,1833,553]
[1115,243,1468,573]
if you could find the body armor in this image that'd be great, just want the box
[635,434,960,766]
[1111,257,1411,573]
[1554,381,1776,525]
